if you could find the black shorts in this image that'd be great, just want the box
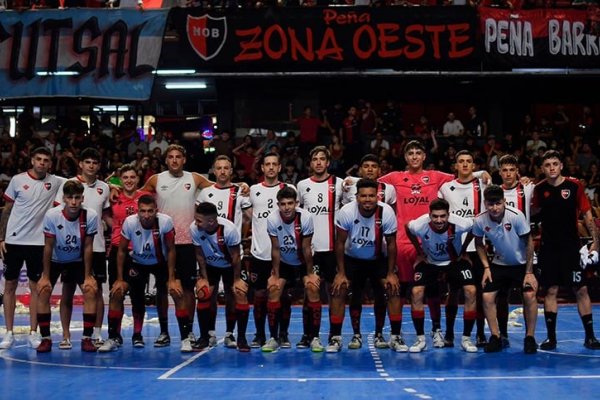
[3,244,43,282]
[52,261,85,287]
[124,261,168,289]
[279,262,308,289]
[482,264,528,293]
[107,245,134,289]
[539,241,586,289]
[249,257,272,291]
[313,251,337,284]
[91,251,107,283]
[207,265,233,290]
[175,244,198,290]
[345,256,387,292]
[413,259,476,289]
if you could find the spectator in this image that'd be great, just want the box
[210,130,234,159]
[289,104,327,149]
[233,135,258,175]
[127,134,148,160]
[98,114,116,139]
[465,105,487,138]
[379,100,402,137]
[328,133,345,176]
[442,112,464,139]
[370,131,390,154]
[526,130,547,156]
[148,130,170,157]
[576,143,599,172]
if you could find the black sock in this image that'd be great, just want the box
[108,310,123,339]
[236,303,250,341]
[175,309,191,340]
[545,311,557,341]
[350,303,362,335]
[253,295,267,337]
[159,317,169,335]
[267,301,281,339]
[196,300,211,338]
[445,305,458,338]
[38,313,51,338]
[83,313,96,337]
[582,314,595,340]
[280,295,292,335]
[412,309,425,336]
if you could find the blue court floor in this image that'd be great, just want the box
[2,304,600,400]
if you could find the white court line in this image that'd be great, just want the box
[160,374,600,382]
[157,338,223,380]
[0,349,168,371]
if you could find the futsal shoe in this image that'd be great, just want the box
[59,338,72,350]
[224,332,237,349]
[524,336,538,354]
[296,334,311,349]
[389,335,409,353]
[374,333,389,349]
[237,338,251,353]
[28,331,42,349]
[540,338,557,350]
[461,336,478,353]
[484,335,502,353]
[279,333,291,349]
[208,331,217,347]
[250,334,266,348]
[154,332,171,348]
[0,331,14,349]
[348,334,362,349]
[37,338,52,353]
[193,336,210,351]
[476,334,488,348]
[98,339,120,353]
[310,337,324,353]
[132,333,145,348]
[431,330,445,349]
[409,336,427,353]
[81,337,97,352]
[584,337,600,350]
[261,337,280,353]
[325,336,342,353]
[501,335,510,348]
[180,338,193,353]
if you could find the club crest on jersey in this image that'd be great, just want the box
[517,188,524,198]
[23,184,29,190]
[484,226,491,232]
[230,191,237,199]
[129,267,139,278]
[561,189,570,199]
[504,223,512,231]
[96,187,104,195]
[421,176,430,184]
[184,183,192,190]
[411,184,421,194]
[414,272,423,281]
[44,182,52,190]
[328,184,335,193]
[375,219,382,226]
[187,15,228,61]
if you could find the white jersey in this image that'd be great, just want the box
[43,206,98,263]
[156,171,197,245]
[196,184,251,232]
[472,206,530,266]
[3,171,66,246]
[438,177,486,252]
[190,217,241,268]
[407,213,473,266]
[267,207,314,266]
[336,201,397,260]
[249,182,290,261]
[501,182,534,224]
[55,177,110,252]
[342,177,396,206]
[121,212,175,265]
[297,175,344,252]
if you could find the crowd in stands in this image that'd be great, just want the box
[0,101,599,219]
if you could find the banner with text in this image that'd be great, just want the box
[480,7,600,68]
[166,6,479,71]
[0,9,168,100]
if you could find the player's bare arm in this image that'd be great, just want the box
[0,200,14,257]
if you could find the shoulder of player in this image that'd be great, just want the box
[449,213,472,227]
